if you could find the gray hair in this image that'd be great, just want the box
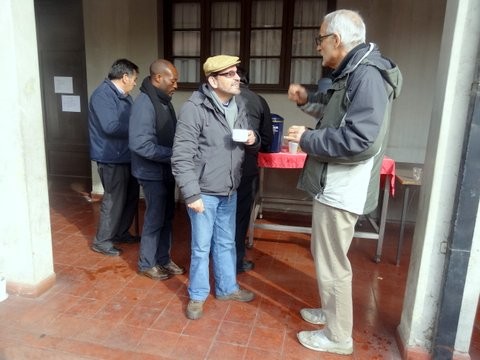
[324,10,366,52]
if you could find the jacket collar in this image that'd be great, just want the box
[332,43,373,78]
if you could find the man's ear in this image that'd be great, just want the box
[207,76,218,89]
[333,33,342,48]
[122,73,130,83]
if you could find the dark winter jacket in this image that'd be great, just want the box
[88,79,133,164]
[298,43,402,215]
[238,83,273,177]
[172,84,260,204]
[129,77,176,182]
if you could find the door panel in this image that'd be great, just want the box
[34,0,91,192]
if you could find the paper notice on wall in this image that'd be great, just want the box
[54,76,73,94]
[61,95,81,112]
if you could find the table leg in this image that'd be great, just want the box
[247,195,260,248]
[373,175,390,263]
[247,168,265,248]
[258,167,264,218]
[396,186,410,265]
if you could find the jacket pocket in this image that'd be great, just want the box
[297,156,327,197]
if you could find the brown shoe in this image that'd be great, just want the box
[158,260,185,275]
[216,288,255,302]
[186,300,204,320]
[139,266,171,280]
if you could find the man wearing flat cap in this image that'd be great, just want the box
[172,55,259,320]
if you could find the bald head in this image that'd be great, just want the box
[150,59,174,76]
[149,59,179,96]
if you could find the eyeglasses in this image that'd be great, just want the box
[215,70,238,78]
[315,33,334,46]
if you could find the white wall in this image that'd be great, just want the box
[0,0,54,288]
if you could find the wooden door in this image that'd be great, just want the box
[34,0,91,193]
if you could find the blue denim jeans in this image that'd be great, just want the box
[187,193,239,301]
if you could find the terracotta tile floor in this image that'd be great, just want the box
[0,190,479,360]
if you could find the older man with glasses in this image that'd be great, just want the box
[287,9,402,355]
[172,55,260,320]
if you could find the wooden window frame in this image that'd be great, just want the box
[161,0,336,92]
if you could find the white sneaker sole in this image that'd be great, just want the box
[297,332,353,355]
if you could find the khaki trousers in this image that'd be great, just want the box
[311,200,359,342]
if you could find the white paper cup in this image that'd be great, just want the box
[288,141,299,154]
[232,129,248,142]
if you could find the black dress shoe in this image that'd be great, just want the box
[139,266,171,280]
[237,260,254,273]
[113,233,140,244]
[91,244,122,256]
[157,261,186,275]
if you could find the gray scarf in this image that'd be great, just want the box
[209,87,238,129]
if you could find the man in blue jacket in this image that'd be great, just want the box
[88,59,140,256]
[129,59,185,280]
[286,10,402,355]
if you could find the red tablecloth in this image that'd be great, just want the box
[258,149,395,196]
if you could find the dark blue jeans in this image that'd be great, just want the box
[137,179,175,271]
[94,163,139,249]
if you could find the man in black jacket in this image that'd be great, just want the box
[129,59,185,280]
[235,67,273,273]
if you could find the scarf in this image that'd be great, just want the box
[208,86,238,129]
[139,76,177,147]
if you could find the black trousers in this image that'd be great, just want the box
[93,163,139,249]
[235,174,258,267]
[137,179,175,271]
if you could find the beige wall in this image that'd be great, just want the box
[249,0,446,164]
[83,0,158,193]
[82,0,446,220]
[83,0,158,96]
[83,0,446,164]
[347,0,447,164]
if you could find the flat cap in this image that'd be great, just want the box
[203,55,240,76]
